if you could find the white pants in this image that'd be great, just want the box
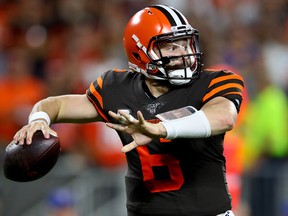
[216,210,235,216]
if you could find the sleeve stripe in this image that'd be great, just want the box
[208,74,244,88]
[89,83,103,108]
[86,92,109,122]
[223,91,243,98]
[97,77,103,89]
[203,83,244,102]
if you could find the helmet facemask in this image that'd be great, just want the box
[146,25,202,85]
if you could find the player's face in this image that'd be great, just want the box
[154,38,194,69]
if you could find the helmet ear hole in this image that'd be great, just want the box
[132,52,141,61]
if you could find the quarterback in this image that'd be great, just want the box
[14,5,243,216]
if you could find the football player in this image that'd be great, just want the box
[14,5,243,216]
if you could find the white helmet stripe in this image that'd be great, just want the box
[154,5,186,26]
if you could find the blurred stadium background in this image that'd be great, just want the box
[0,0,287,215]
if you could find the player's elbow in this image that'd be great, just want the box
[221,101,238,132]
[206,112,237,136]
[224,117,235,131]
[222,111,237,131]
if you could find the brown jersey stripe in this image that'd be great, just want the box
[203,83,244,102]
[208,74,244,88]
[97,77,103,89]
[89,83,103,108]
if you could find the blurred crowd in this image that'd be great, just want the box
[0,0,287,216]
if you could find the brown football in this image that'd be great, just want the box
[3,130,61,182]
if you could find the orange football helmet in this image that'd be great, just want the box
[123,5,203,85]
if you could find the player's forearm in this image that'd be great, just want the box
[201,98,237,135]
[30,96,61,124]
[203,110,235,135]
[30,94,101,124]
[157,97,237,139]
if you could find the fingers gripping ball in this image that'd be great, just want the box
[3,131,61,182]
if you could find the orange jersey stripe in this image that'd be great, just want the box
[160,138,172,143]
[223,92,243,98]
[97,77,103,89]
[203,83,244,102]
[94,103,109,122]
[86,93,109,122]
[113,68,127,73]
[89,83,103,108]
[208,74,244,88]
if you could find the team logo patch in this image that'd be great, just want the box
[143,103,162,114]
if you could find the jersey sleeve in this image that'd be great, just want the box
[202,70,245,112]
[86,71,110,122]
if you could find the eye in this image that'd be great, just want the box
[167,46,176,51]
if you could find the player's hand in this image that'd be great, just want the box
[106,110,167,153]
[13,121,57,145]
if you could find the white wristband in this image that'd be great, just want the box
[157,108,211,140]
[28,111,51,125]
